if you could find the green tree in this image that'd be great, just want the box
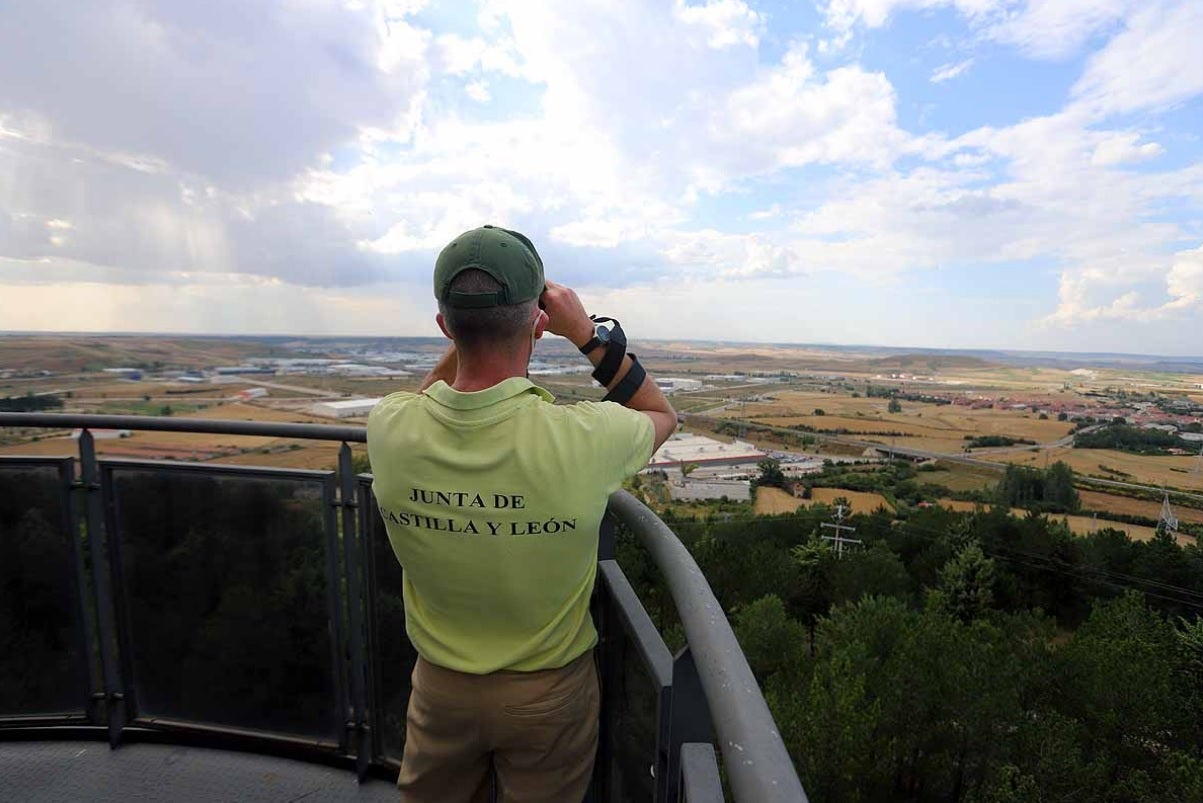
[754,457,788,489]
[888,398,903,413]
[933,540,997,622]
[732,594,806,682]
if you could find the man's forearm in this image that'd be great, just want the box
[568,326,674,417]
[419,345,457,391]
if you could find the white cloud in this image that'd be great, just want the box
[713,44,906,172]
[930,58,974,83]
[1090,133,1163,166]
[821,0,1004,33]
[823,0,1155,63]
[465,80,491,102]
[988,0,1132,59]
[672,0,762,49]
[1070,1,1203,117]
[1161,245,1203,313]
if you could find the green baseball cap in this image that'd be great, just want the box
[434,225,545,309]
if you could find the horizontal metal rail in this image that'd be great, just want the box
[607,490,808,803]
[0,412,366,442]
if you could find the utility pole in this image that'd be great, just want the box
[820,504,862,559]
[1193,445,1203,485]
[1159,489,1179,536]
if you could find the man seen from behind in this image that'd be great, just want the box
[367,225,677,802]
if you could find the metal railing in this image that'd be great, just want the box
[0,412,807,802]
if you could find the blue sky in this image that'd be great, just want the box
[0,0,1201,355]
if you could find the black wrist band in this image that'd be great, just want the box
[591,318,627,387]
[602,354,645,405]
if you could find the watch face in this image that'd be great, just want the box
[596,325,611,344]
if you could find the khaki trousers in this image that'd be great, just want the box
[397,651,599,803]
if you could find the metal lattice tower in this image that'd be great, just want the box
[820,504,862,559]
[1159,490,1180,535]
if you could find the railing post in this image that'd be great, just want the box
[667,646,716,802]
[598,511,617,561]
[78,429,126,747]
[338,443,370,781]
[64,455,103,724]
[592,573,619,802]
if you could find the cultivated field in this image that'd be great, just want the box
[1077,490,1203,524]
[753,486,893,516]
[999,447,1203,491]
[0,402,363,470]
[727,390,1075,454]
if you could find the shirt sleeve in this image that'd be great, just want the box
[598,402,655,489]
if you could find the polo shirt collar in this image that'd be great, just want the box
[423,377,555,410]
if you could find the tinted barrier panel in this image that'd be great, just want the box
[361,482,418,764]
[103,463,342,740]
[604,605,662,802]
[0,459,90,718]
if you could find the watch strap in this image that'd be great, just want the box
[591,318,627,387]
[579,335,604,355]
[602,353,645,405]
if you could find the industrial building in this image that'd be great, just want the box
[309,398,383,419]
[215,366,277,376]
[649,432,765,467]
[655,377,704,393]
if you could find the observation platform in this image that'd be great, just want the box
[0,412,808,803]
[2,740,397,802]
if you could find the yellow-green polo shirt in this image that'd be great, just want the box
[367,377,654,674]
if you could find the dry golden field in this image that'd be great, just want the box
[1077,490,1203,524]
[753,486,894,516]
[917,464,1001,492]
[0,402,363,468]
[999,447,1203,491]
[725,390,1075,453]
[753,487,803,514]
[932,499,1182,543]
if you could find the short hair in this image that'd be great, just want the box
[439,269,536,351]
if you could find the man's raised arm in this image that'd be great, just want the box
[540,279,677,450]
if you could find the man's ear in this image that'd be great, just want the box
[532,308,549,341]
[436,312,453,341]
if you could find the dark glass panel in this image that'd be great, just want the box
[0,461,89,716]
[107,466,339,738]
[604,605,660,803]
[363,494,418,763]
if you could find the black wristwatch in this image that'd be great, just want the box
[578,320,612,355]
[590,317,628,387]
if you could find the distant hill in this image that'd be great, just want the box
[866,353,997,371]
[0,335,279,373]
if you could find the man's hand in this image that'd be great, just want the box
[540,280,594,348]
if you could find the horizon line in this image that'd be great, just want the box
[2,329,1203,363]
